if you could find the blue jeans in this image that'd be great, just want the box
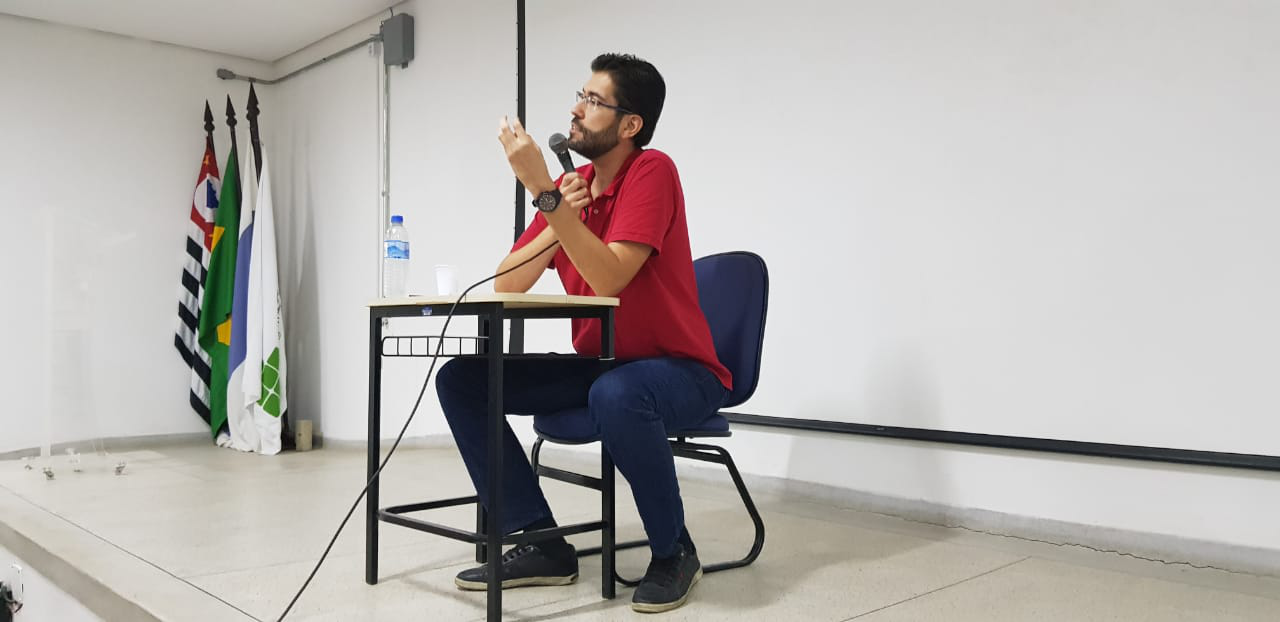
[435,355,729,558]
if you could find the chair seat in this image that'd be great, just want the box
[533,409,732,445]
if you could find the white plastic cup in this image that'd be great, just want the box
[435,264,458,296]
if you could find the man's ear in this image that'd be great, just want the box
[620,115,643,142]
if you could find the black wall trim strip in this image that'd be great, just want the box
[723,412,1280,472]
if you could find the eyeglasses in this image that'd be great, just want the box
[575,90,635,115]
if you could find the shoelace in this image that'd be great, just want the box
[501,544,536,565]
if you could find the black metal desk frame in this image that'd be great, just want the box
[365,299,616,622]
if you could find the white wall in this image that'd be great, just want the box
[524,0,1280,457]
[0,14,273,454]
[267,0,528,443]
[265,0,1280,562]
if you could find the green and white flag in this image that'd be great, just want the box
[240,148,287,454]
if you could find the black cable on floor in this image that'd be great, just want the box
[276,240,559,621]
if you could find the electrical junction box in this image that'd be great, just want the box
[381,14,414,67]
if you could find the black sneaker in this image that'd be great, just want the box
[454,542,579,591]
[631,544,702,613]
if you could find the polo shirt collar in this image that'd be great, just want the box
[583,148,644,199]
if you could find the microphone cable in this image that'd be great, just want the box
[276,239,560,621]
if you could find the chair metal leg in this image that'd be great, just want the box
[670,440,766,573]
[601,447,616,598]
[533,438,629,592]
[530,437,764,592]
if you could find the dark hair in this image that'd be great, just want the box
[591,53,665,148]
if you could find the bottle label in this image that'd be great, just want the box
[385,239,410,259]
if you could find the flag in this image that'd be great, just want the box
[225,135,257,451]
[175,107,220,424]
[239,149,287,454]
[223,86,287,454]
[197,136,241,440]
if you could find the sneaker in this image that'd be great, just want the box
[454,542,579,591]
[631,544,702,613]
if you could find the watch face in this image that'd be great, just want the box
[536,190,559,212]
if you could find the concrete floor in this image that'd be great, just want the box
[1,443,1277,621]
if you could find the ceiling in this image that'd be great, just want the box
[0,0,401,62]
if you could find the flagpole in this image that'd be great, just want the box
[204,102,216,157]
[225,96,239,157]
[247,86,263,180]
[201,99,216,296]
[244,85,293,451]
[181,102,220,428]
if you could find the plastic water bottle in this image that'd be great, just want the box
[382,215,409,298]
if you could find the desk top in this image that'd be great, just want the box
[368,292,620,309]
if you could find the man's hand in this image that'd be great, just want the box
[559,172,592,218]
[497,116,555,194]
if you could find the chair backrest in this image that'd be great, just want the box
[694,251,769,409]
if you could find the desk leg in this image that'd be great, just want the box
[476,316,489,564]
[602,448,616,599]
[600,308,616,598]
[365,313,383,585]
[485,307,505,622]
[601,308,615,360]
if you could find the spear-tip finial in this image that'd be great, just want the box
[225,95,238,130]
[247,84,260,120]
[246,85,263,177]
[203,101,215,135]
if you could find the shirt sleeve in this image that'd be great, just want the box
[604,155,676,254]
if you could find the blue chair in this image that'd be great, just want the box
[530,251,768,595]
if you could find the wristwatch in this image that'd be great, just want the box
[533,189,562,213]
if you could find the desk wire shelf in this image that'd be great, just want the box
[380,335,488,358]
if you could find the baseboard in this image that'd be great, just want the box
[0,433,210,461]
[527,440,1280,578]
[678,459,1280,578]
[0,432,460,461]
[315,434,458,451]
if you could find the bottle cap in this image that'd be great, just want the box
[390,215,404,225]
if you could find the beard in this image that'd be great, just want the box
[568,116,622,160]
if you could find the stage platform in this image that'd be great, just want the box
[1,443,1277,621]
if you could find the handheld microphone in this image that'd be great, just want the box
[548,133,575,174]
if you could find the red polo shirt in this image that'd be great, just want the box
[512,149,732,390]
